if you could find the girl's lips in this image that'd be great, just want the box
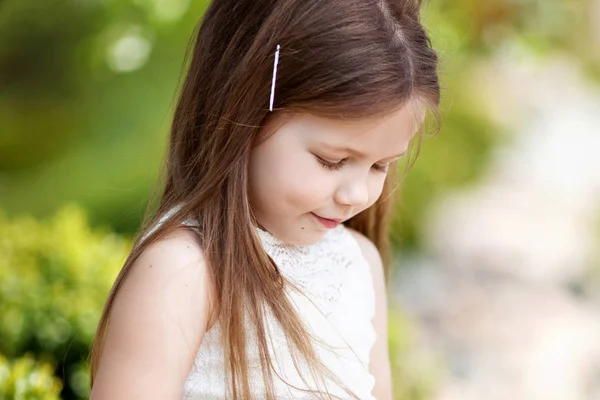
[311,213,340,229]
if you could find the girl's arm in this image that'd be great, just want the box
[90,228,215,400]
[349,229,394,400]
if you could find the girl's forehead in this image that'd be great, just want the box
[294,104,421,142]
[257,102,424,152]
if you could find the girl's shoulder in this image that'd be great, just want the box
[92,222,215,398]
[136,206,218,327]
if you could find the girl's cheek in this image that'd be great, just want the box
[288,172,336,206]
[369,178,386,203]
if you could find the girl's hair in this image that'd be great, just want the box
[90,0,440,398]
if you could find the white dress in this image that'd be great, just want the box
[144,209,378,399]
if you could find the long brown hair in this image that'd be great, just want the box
[90,0,440,398]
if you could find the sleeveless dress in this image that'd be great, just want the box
[144,208,378,399]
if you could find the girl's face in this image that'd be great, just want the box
[248,104,422,246]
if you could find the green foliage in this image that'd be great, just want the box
[0,206,130,399]
[0,353,62,400]
[391,108,497,249]
[388,308,441,400]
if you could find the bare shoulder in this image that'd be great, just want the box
[136,227,208,285]
[127,227,216,328]
[91,227,216,400]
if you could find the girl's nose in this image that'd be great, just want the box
[334,178,369,209]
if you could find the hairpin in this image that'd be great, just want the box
[269,44,281,112]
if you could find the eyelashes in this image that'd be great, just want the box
[316,156,345,171]
[315,156,388,173]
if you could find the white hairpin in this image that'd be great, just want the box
[269,44,281,112]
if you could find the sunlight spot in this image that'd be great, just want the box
[106,27,152,73]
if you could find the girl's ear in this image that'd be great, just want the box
[256,112,292,145]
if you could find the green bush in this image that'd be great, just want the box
[0,205,130,399]
[0,353,62,400]
[388,307,441,400]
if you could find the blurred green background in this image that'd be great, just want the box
[2,0,599,398]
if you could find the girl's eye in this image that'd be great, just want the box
[316,155,389,173]
[372,163,389,173]
[316,156,346,171]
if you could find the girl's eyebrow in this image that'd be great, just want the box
[318,142,406,161]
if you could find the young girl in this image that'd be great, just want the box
[89,0,439,398]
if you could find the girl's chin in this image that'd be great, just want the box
[282,227,327,247]
[257,215,328,246]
